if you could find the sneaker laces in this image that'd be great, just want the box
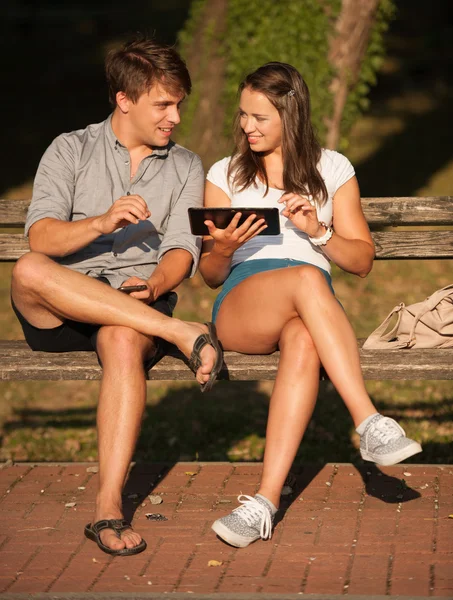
[368,417,406,444]
[233,494,273,540]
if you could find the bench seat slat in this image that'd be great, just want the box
[1,340,452,381]
[3,231,453,261]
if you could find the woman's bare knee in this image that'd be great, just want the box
[294,264,328,289]
[279,318,319,368]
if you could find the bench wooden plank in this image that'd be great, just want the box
[361,196,453,226]
[372,231,453,259]
[0,200,29,227]
[2,197,453,227]
[3,230,453,261]
[1,340,452,381]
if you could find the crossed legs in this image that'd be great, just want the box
[215,264,378,506]
[11,252,217,384]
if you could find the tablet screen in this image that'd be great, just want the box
[188,207,281,236]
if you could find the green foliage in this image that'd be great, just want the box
[178,0,396,150]
[176,0,209,143]
[177,0,208,56]
[222,0,336,142]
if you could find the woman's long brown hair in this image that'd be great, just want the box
[227,62,328,206]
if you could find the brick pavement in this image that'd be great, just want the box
[0,461,452,597]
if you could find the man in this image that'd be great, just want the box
[11,37,223,556]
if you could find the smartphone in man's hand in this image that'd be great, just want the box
[118,284,148,293]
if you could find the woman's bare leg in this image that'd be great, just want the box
[257,318,320,508]
[216,264,377,428]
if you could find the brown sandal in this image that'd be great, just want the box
[84,519,147,556]
[189,322,224,393]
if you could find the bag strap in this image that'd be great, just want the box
[363,304,411,349]
[407,284,453,347]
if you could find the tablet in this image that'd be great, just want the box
[188,207,281,236]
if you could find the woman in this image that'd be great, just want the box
[199,62,422,548]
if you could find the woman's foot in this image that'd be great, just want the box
[357,414,422,466]
[211,494,277,548]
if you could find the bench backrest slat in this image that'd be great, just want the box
[0,200,29,227]
[2,231,453,261]
[1,197,452,261]
[361,197,453,226]
[2,197,453,227]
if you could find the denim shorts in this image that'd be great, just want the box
[212,258,334,322]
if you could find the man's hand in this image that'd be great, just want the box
[94,195,151,235]
[118,277,156,303]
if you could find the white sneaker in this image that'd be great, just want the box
[358,414,422,466]
[211,494,276,548]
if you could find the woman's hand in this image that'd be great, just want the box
[278,193,324,238]
[205,212,267,257]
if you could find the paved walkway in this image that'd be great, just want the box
[0,462,452,598]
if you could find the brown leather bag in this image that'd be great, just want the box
[363,285,453,349]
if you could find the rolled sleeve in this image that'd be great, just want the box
[25,135,76,236]
[157,154,204,276]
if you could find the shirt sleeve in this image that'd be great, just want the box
[157,154,204,277]
[25,134,76,236]
[334,151,355,192]
[206,157,230,194]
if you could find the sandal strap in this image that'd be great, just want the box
[189,333,210,371]
[92,518,132,536]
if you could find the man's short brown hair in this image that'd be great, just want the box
[105,36,191,107]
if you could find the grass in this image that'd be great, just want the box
[2,378,452,464]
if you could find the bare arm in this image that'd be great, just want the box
[120,248,194,303]
[28,195,151,257]
[148,248,193,296]
[323,176,375,277]
[279,176,374,278]
[199,181,266,288]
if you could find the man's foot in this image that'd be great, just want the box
[357,414,422,466]
[90,508,144,553]
[177,322,223,391]
[212,494,276,548]
[84,518,146,556]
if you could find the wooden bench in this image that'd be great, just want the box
[1,197,453,381]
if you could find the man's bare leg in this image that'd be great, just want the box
[93,326,155,551]
[11,252,216,385]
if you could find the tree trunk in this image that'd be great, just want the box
[177,0,230,168]
[326,0,380,149]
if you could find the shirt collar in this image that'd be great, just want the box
[105,114,170,157]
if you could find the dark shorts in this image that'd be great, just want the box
[11,288,178,372]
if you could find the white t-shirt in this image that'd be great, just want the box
[206,149,355,274]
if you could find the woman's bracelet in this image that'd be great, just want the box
[309,222,333,246]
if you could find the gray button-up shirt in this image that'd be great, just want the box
[26,116,203,288]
